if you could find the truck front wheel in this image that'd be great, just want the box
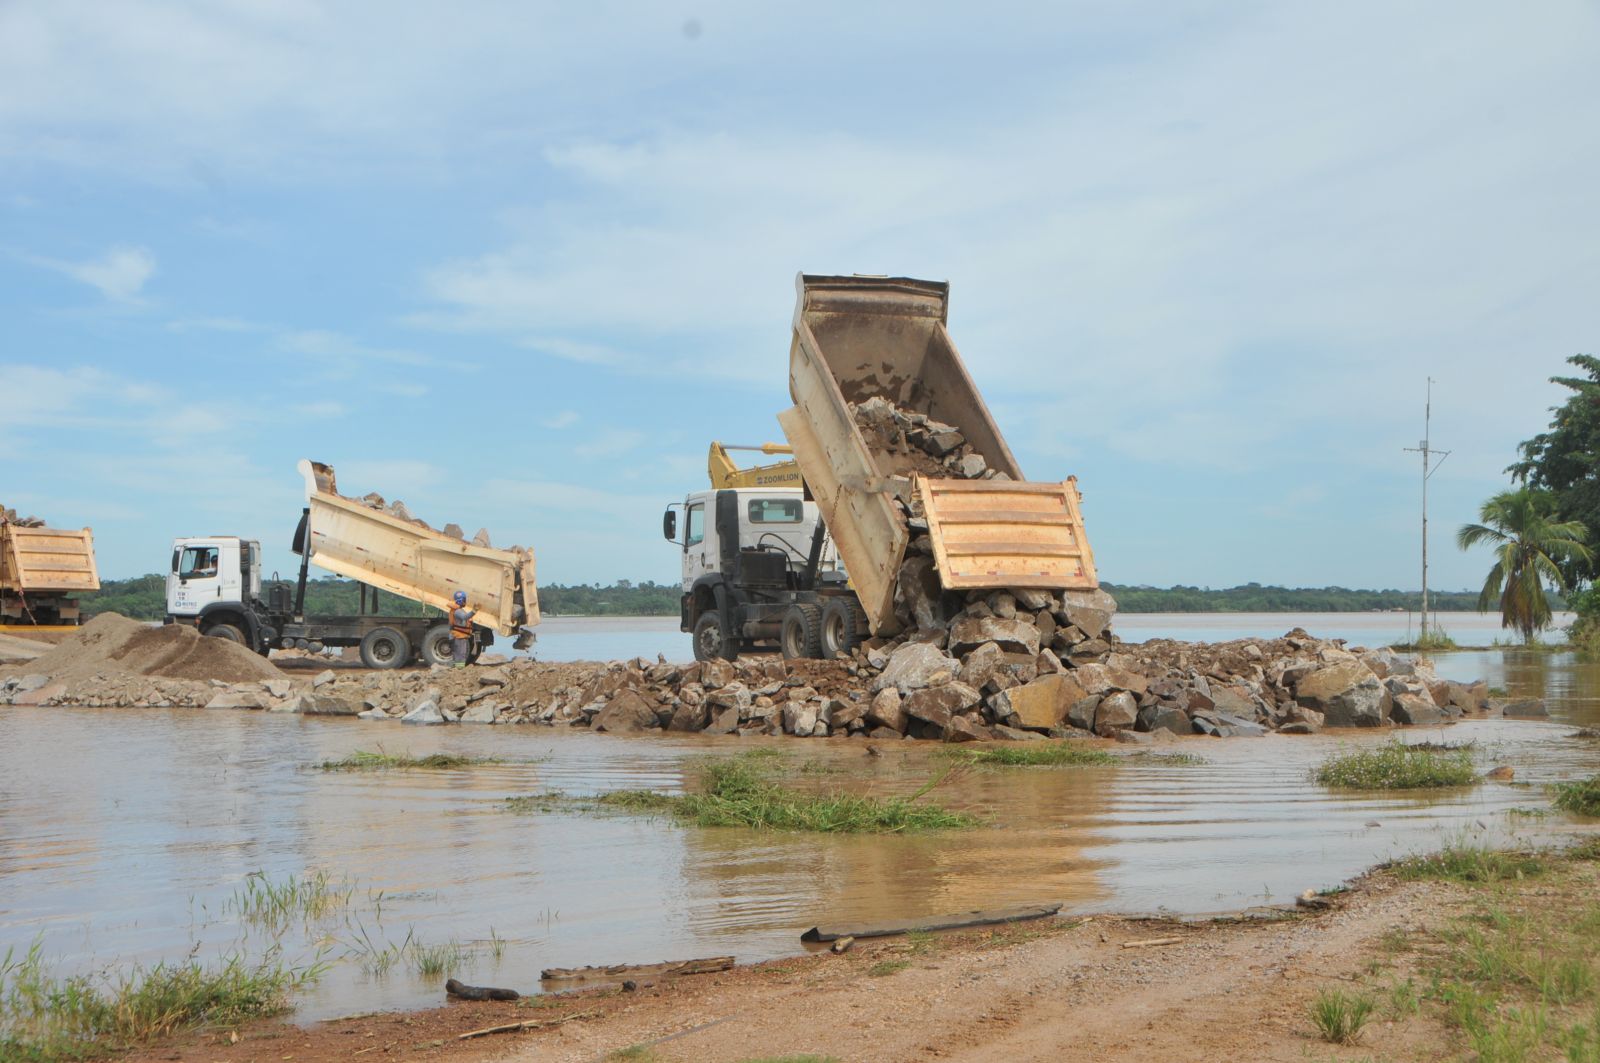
[692,611,738,662]
[360,627,412,670]
[420,623,455,668]
[202,622,247,645]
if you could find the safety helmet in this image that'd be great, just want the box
[453,590,467,605]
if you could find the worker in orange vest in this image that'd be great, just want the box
[449,590,476,667]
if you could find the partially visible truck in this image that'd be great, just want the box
[165,460,539,668]
[0,515,100,626]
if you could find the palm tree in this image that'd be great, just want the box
[1457,488,1593,643]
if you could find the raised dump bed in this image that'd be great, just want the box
[0,520,100,625]
[299,460,539,641]
[777,274,1097,636]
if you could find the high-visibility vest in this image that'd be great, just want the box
[450,606,474,638]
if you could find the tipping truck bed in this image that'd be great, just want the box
[299,460,539,644]
[1,521,100,625]
[777,274,1096,636]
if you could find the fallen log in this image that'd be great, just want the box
[539,956,735,983]
[1120,936,1183,949]
[800,903,1062,943]
[456,1008,601,1041]
[445,978,521,1001]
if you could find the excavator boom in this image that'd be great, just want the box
[707,441,804,489]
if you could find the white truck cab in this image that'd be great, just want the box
[167,537,259,631]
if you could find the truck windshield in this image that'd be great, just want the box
[685,504,705,546]
[748,499,801,523]
[179,546,219,578]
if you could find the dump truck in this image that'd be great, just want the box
[777,273,1097,638]
[707,441,804,489]
[0,514,100,626]
[666,273,1096,662]
[164,460,539,668]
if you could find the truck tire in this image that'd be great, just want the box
[819,598,858,659]
[779,603,822,660]
[360,627,411,670]
[420,623,455,668]
[693,611,738,662]
[202,621,247,645]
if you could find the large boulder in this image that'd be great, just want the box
[943,715,992,742]
[866,687,908,733]
[303,694,360,717]
[872,642,958,695]
[959,642,1007,691]
[948,616,1041,658]
[1056,588,1118,640]
[1294,661,1389,727]
[988,673,1089,731]
[667,700,710,732]
[903,682,982,729]
[205,690,267,711]
[593,690,659,733]
[1390,693,1443,726]
[1503,698,1549,719]
[1094,691,1139,736]
[1137,704,1193,736]
[400,699,445,725]
[895,555,950,630]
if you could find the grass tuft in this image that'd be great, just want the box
[227,870,350,931]
[319,749,502,772]
[1,941,318,1061]
[1309,987,1375,1044]
[1553,775,1600,816]
[1390,845,1546,884]
[867,959,910,978]
[941,742,1116,768]
[577,757,977,834]
[1314,742,1477,790]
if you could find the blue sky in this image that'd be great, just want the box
[2,2,1597,591]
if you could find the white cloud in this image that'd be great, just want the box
[295,400,345,417]
[32,245,157,302]
[540,410,580,429]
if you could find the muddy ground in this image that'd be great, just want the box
[114,851,1600,1063]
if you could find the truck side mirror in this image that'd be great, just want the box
[662,509,677,542]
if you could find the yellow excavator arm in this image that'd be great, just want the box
[708,441,804,489]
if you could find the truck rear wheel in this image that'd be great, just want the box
[693,611,738,662]
[420,623,455,668]
[202,622,247,645]
[780,603,822,660]
[819,598,858,659]
[360,627,411,669]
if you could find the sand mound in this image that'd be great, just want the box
[26,613,283,683]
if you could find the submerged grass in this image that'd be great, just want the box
[941,742,1116,768]
[226,870,351,931]
[1314,742,1477,790]
[318,749,503,772]
[590,758,978,833]
[0,940,320,1061]
[1552,775,1600,816]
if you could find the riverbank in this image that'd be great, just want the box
[109,839,1600,1063]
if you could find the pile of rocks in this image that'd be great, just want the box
[1,506,46,527]
[850,396,1006,482]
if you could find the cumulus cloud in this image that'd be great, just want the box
[31,245,157,302]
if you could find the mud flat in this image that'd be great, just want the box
[109,842,1600,1063]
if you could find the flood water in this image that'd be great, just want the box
[4,633,1600,1022]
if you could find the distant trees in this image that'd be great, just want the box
[1457,488,1591,643]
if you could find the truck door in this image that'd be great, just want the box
[682,500,712,585]
[169,540,240,614]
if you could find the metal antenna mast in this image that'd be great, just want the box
[1403,379,1450,641]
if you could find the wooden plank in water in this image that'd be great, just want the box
[539,955,735,983]
[800,903,1062,943]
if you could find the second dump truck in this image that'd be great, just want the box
[667,273,1098,661]
[166,460,539,667]
[0,513,100,626]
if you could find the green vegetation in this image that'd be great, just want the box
[1458,487,1592,644]
[318,749,503,772]
[599,758,977,833]
[941,742,1116,768]
[410,939,468,979]
[0,940,318,1061]
[1510,354,1600,589]
[1553,775,1600,816]
[1309,986,1375,1044]
[1314,743,1477,790]
[226,870,351,931]
[866,959,911,978]
[1103,582,1488,612]
[529,755,979,834]
[1391,626,1459,652]
[1389,845,1546,885]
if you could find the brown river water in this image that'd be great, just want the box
[3,632,1599,1021]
